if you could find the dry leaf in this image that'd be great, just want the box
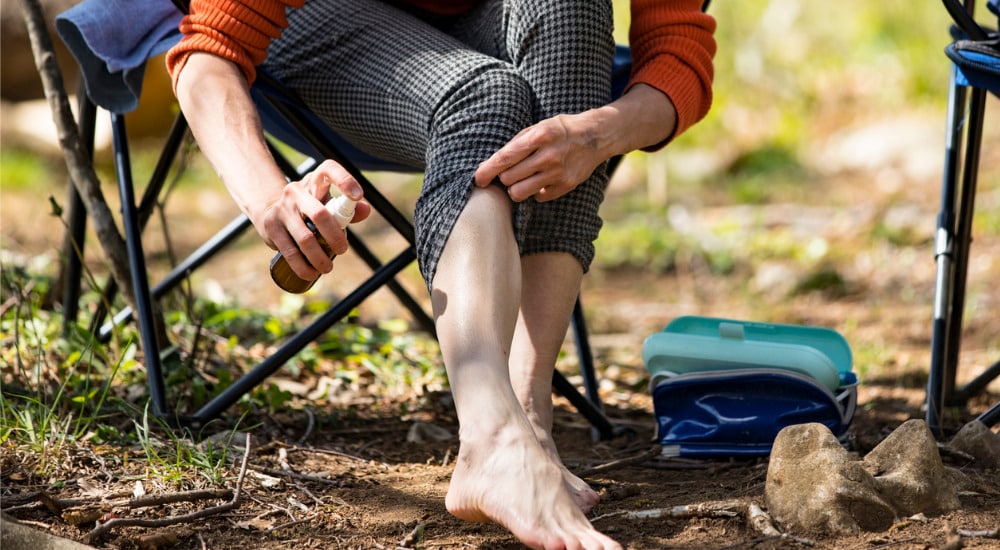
[235,516,277,531]
[251,471,283,489]
[76,478,106,499]
[62,506,104,526]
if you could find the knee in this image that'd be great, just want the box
[432,64,534,138]
[462,185,513,230]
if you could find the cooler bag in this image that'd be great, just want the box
[643,316,858,457]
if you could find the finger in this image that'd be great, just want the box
[533,182,574,202]
[506,172,551,202]
[495,153,546,188]
[273,230,321,281]
[475,132,537,187]
[288,216,335,274]
[352,201,372,223]
[302,205,348,257]
[314,159,363,201]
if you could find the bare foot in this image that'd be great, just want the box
[446,428,621,550]
[537,430,601,513]
[523,410,601,513]
[560,464,601,514]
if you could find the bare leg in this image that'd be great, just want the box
[433,186,620,550]
[508,253,601,513]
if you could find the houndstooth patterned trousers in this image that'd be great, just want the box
[264,0,615,288]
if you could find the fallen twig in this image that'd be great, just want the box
[591,498,746,522]
[577,445,662,478]
[249,464,343,485]
[3,488,233,515]
[936,443,977,463]
[86,434,252,543]
[747,503,814,546]
[716,535,813,550]
[129,489,234,509]
[593,499,815,547]
[957,527,1000,538]
[289,444,368,463]
[640,460,737,471]
[296,408,316,445]
[265,514,316,534]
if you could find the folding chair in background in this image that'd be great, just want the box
[927,0,1000,435]
[56,0,638,439]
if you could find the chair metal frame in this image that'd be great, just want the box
[61,38,633,440]
[927,0,1000,434]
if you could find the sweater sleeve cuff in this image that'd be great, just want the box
[165,0,304,94]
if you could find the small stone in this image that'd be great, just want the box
[948,420,1000,469]
[862,419,961,516]
[765,423,895,535]
[2,513,97,549]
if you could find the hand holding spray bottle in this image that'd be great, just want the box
[269,194,357,294]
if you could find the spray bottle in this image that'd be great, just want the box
[269,194,357,294]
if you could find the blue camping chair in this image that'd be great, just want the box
[927,0,1000,435]
[57,0,637,438]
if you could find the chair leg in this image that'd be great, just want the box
[90,114,192,338]
[927,73,994,436]
[110,113,171,421]
[559,296,629,441]
[346,232,437,335]
[978,396,1000,428]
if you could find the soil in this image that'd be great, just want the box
[2,107,1000,549]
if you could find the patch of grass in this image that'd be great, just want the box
[312,317,446,400]
[1,253,446,481]
[727,144,803,179]
[0,267,134,475]
[792,267,851,298]
[0,148,65,191]
[594,214,685,273]
[133,406,236,486]
[850,339,895,383]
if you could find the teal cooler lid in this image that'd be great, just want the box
[642,316,854,392]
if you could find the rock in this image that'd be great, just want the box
[1,513,96,550]
[862,419,961,516]
[948,420,1000,469]
[765,423,896,535]
[765,420,965,536]
[406,421,452,444]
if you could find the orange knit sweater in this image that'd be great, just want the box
[166,0,715,141]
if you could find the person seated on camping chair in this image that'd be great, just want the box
[166,1,715,548]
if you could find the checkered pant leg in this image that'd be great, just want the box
[448,0,616,269]
[264,0,615,287]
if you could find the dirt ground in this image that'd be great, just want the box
[3,106,1000,548]
[1,300,999,550]
[3,225,1000,549]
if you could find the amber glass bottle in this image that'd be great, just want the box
[269,195,357,293]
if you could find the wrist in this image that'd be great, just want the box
[609,83,678,152]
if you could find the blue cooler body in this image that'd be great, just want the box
[643,316,857,458]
